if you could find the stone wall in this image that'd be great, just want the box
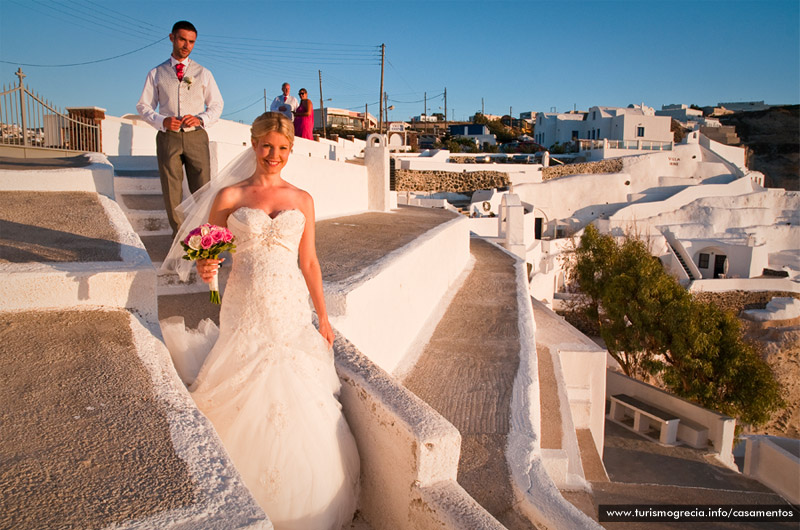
[693,290,800,315]
[542,158,624,181]
[395,168,509,192]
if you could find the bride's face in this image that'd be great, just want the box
[252,131,292,175]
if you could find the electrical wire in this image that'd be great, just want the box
[0,38,166,67]
[222,97,264,118]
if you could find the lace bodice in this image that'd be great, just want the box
[227,207,305,255]
[219,207,313,343]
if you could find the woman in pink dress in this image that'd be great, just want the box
[293,88,314,140]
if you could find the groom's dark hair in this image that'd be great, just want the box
[172,20,198,35]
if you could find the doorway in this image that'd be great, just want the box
[713,255,727,278]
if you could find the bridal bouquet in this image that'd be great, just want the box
[181,224,236,304]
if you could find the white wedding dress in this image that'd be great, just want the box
[161,207,360,530]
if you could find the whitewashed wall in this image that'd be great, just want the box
[742,435,800,505]
[607,174,757,225]
[515,172,632,229]
[328,216,470,374]
[700,133,746,172]
[102,115,365,164]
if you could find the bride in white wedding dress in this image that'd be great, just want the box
[160,112,359,530]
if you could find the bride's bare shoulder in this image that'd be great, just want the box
[213,184,245,209]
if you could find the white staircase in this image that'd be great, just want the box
[111,158,228,295]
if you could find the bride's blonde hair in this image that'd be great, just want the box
[251,112,294,144]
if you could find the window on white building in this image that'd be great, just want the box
[637,126,645,137]
[698,253,710,269]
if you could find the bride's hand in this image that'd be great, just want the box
[318,317,335,348]
[196,258,224,283]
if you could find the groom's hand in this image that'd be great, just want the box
[181,114,202,128]
[163,116,183,131]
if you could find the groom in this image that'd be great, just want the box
[136,20,224,235]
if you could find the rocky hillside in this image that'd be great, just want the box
[719,105,799,190]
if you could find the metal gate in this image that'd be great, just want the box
[0,68,101,153]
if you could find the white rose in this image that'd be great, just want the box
[184,76,194,86]
[188,234,203,250]
[200,226,210,236]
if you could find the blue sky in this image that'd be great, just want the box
[1,0,798,124]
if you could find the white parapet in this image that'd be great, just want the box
[334,331,504,529]
[326,213,470,374]
[0,152,115,199]
[126,313,270,528]
[364,134,391,212]
[508,256,604,530]
[742,435,800,505]
[0,194,159,324]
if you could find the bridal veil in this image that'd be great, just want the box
[161,146,256,281]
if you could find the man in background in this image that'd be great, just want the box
[136,20,224,235]
[270,82,298,119]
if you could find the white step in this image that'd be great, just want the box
[115,175,162,194]
[156,263,232,295]
[124,209,171,234]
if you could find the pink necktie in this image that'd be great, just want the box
[176,63,185,81]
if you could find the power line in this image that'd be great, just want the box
[0,37,165,67]
[222,97,264,118]
[204,34,377,49]
[79,0,163,36]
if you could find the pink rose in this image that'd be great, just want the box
[212,229,225,243]
[201,234,215,249]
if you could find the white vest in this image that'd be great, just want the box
[154,60,206,118]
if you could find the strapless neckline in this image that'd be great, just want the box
[229,206,301,222]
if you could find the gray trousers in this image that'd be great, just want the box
[156,128,211,233]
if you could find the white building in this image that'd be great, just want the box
[448,124,497,147]
[656,104,703,123]
[313,107,377,131]
[534,104,672,149]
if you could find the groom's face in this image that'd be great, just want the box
[170,29,196,61]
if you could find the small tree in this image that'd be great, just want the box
[567,224,783,427]
[660,301,783,426]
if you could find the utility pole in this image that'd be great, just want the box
[379,43,385,134]
[424,91,427,119]
[264,89,267,113]
[365,103,368,131]
[510,106,513,128]
[319,70,326,139]
[481,98,484,116]
[444,87,447,130]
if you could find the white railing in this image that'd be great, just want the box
[578,138,673,152]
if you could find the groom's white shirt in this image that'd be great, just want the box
[137,57,224,131]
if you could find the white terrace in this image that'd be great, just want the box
[1,111,798,529]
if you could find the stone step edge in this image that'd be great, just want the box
[124,311,270,528]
